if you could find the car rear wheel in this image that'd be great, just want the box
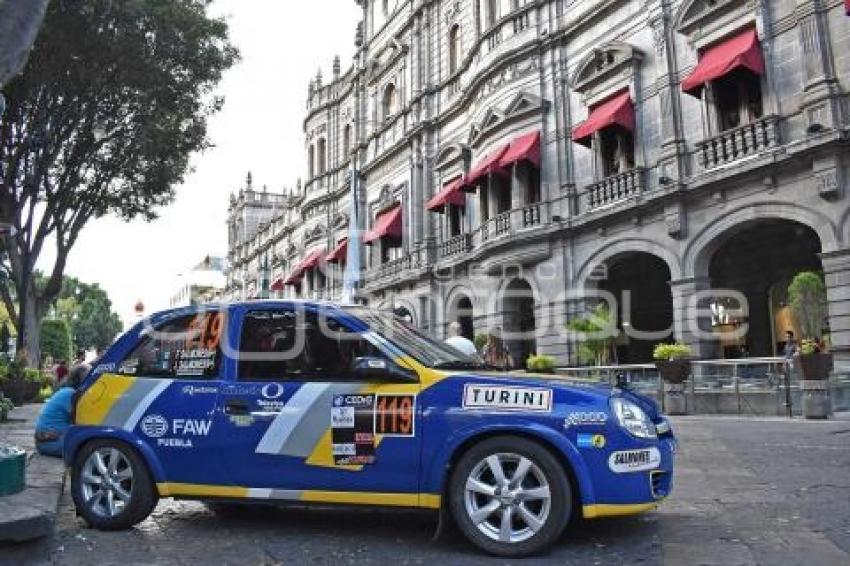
[71,440,158,530]
[449,436,571,557]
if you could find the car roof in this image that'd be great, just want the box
[146,299,361,323]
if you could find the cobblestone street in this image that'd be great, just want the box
[4,415,848,566]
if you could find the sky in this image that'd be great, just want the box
[36,0,362,327]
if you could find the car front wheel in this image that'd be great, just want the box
[449,436,571,557]
[71,440,158,530]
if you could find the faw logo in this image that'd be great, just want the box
[172,418,212,436]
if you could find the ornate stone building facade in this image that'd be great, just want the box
[226,0,850,367]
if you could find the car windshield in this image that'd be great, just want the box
[344,307,485,369]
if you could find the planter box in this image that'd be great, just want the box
[655,359,692,384]
[798,353,833,381]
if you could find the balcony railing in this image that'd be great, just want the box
[366,241,434,284]
[479,210,512,243]
[438,233,471,259]
[697,115,779,170]
[585,167,646,211]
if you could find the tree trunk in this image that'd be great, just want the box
[0,0,50,87]
[15,281,41,368]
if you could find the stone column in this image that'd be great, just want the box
[821,249,850,368]
[794,0,842,131]
[511,164,525,209]
[669,277,718,359]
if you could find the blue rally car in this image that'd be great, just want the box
[66,301,675,556]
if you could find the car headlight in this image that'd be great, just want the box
[610,398,657,439]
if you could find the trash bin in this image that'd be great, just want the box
[0,444,26,496]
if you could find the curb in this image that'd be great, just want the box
[0,451,67,542]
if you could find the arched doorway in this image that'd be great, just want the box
[708,220,823,357]
[597,253,674,363]
[502,279,536,368]
[456,296,474,340]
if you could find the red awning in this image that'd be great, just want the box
[363,205,403,245]
[463,143,511,190]
[426,177,466,213]
[572,91,635,147]
[325,238,348,264]
[285,248,326,283]
[269,276,285,292]
[847,0,850,15]
[681,28,764,97]
[499,131,541,169]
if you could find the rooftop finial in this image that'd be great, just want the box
[333,55,341,78]
[246,171,253,188]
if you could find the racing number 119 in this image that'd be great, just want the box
[375,395,415,436]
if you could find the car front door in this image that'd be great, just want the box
[215,304,423,502]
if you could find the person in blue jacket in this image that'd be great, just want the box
[34,363,89,457]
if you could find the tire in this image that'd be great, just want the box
[71,439,158,530]
[449,436,571,557]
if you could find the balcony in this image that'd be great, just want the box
[472,201,549,247]
[365,241,434,286]
[438,233,471,259]
[584,167,647,211]
[697,115,779,170]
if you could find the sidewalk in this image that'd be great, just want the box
[0,403,67,542]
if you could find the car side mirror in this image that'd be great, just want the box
[351,357,418,382]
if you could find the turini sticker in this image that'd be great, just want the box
[462,384,553,413]
[608,447,661,473]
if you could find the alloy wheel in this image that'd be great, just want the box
[80,447,134,518]
[463,452,552,544]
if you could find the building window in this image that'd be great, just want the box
[382,83,397,121]
[712,70,763,132]
[382,0,389,16]
[448,205,464,237]
[317,138,327,175]
[598,129,635,177]
[448,25,461,74]
[343,124,351,158]
[308,145,315,178]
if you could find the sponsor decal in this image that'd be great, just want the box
[221,384,262,396]
[330,394,376,465]
[228,414,254,427]
[174,348,216,376]
[93,363,116,375]
[119,359,139,375]
[374,394,415,437]
[576,433,607,449]
[564,411,608,428]
[181,385,218,396]
[462,384,552,413]
[141,415,211,449]
[608,447,661,474]
[262,383,285,400]
[140,414,169,438]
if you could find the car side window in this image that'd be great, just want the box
[117,312,223,379]
[237,309,384,382]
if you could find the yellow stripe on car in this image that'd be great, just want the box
[75,374,137,426]
[156,483,249,498]
[582,502,659,519]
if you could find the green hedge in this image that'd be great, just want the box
[40,318,72,363]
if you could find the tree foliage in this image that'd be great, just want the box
[48,274,123,352]
[40,318,71,362]
[0,0,237,364]
[566,303,617,366]
[788,271,827,340]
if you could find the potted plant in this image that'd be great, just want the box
[788,271,832,418]
[653,343,692,416]
[566,304,615,366]
[0,395,13,422]
[526,354,556,374]
[653,343,693,384]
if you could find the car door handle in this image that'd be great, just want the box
[224,399,250,416]
[250,410,281,419]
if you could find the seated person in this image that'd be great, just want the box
[34,363,90,458]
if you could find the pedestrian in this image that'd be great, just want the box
[482,329,514,371]
[34,363,90,458]
[74,349,86,365]
[782,331,798,361]
[444,321,478,358]
[54,359,68,386]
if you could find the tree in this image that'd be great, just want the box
[0,0,238,365]
[45,274,123,352]
[788,271,827,341]
[566,303,617,366]
[40,318,71,363]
